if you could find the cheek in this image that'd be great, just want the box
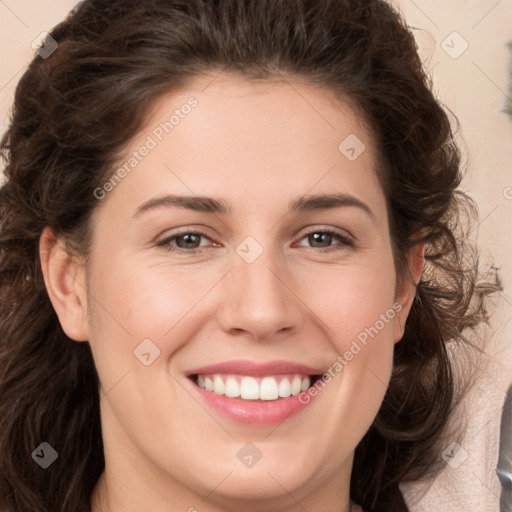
[296,258,397,351]
[296,258,397,413]
[85,257,223,362]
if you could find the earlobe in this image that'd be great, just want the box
[39,227,89,342]
[393,241,425,343]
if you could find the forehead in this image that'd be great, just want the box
[98,72,386,220]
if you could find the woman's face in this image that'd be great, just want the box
[45,74,420,510]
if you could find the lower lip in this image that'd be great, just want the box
[190,381,314,425]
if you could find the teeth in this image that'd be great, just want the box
[195,374,313,401]
[213,375,225,395]
[260,377,279,400]
[240,377,259,399]
[278,378,291,398]
[291,376,302,395]
[224,376,241,397]
[301,376,311,392]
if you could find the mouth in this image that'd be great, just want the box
[185,360,325,424]
[189,373,322,401]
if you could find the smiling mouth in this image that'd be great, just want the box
[190,373,321,401]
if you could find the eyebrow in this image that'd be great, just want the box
[132,192,376,222]
[133,195,231,217]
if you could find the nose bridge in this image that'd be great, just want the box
[217,242,302,340]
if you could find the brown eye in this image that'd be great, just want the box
[174,233,203,249]
[158,231,213,252]
[296,230,354,251]
[307,232,334,248]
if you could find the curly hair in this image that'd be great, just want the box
[0,0,501,511]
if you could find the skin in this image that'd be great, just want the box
[40,73,424,512]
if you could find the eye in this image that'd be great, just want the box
[295,229,354,252]
[157,230,215,252]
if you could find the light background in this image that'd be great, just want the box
[0,1,511,511]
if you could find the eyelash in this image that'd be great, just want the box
[157,229,355,254]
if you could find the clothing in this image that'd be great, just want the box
[498,385,512,512]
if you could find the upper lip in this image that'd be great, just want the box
[185,359,323,377]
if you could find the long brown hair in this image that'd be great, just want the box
[0,0,500,510]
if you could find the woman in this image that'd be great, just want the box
[0,0,500,511]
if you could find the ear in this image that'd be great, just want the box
[39,227,89,342]
[393,241,425,343]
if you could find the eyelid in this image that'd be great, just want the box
[293,228,355,252]
[156,225,355,255]
[157,228,216,249]
[295,225,355,243]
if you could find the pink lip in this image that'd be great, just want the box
[185,359,322,377]
[185,360,322,425]
[191,385,313,425]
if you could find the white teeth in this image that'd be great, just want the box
[260,377,279,400]
[224,376,241,397]
[291,376,302,396]
[195,374,313,401]
[213,375,225,395]
[278,378,291,398]
[240,376,259,399]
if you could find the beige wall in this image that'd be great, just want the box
[392,0,512,373]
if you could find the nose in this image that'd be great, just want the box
[217,248,304,341]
